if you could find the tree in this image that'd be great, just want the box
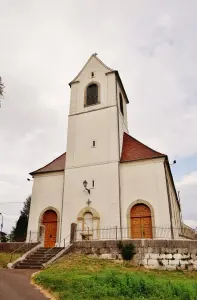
[0,77,5,108]
[11,195,31,242]
[0,77,4,97]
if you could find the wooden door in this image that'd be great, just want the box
[42,210,57,248]
[130,204,152,239]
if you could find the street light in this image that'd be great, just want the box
[170,160,176,166]
[83,180,91,194]
[27,178,33,182]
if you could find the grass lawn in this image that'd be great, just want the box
[34,253,197,300]
[0,252,20,268]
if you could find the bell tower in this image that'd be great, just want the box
[61,54,129,239]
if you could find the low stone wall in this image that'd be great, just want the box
[0,242,38,253]
[73,239,197,271]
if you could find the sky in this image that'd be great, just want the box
[0,0,197,233]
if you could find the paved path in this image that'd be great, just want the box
[0,269,47,300]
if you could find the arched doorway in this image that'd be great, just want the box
[130,204,152,239]
[42,210,57,248]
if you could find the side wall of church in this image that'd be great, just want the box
[116,82,129,154]
[120,158,172,235]
[26,172,64,242]
[165,166,182,238]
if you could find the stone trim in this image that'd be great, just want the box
[77,206,100,240]
[77,206,100,220]
[126,200,156,239]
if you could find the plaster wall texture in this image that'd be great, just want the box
[26,172,64,242]
[120,158,172,234]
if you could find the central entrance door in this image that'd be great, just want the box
[42,210,57,248]
[130,204,152,239]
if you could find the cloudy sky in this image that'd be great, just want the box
[0,0,197,233]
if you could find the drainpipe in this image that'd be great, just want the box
[59,171,66,242]
[115,76,122,239]
[164,159,174,239]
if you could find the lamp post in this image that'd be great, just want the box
[170,160,176,166]
[0,213,3,242]
[27,178,33,182]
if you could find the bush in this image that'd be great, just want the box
[118,242,136,261]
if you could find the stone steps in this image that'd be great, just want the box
[14,247,64,269]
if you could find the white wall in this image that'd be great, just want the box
[117,81,129,155]
[66,56,120,169]
[69,56,116,115]
[62,56,122,240]
[66,106,119,168]
[61,162,120,239]
[165,166,182,237]
[27,172,64,242]
[120,158,172,233]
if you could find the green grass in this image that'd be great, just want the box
[0,252,20,268]
[34,254,197,300]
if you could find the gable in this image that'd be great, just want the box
[121,132,166,163]
[69,54,113,86]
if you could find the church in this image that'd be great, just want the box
[27,54,182,247]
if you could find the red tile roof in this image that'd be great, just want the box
[120,132,166,163]
[30,133,166,175]
[30,153,66,175]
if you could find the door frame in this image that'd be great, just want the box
[38,206,60,245]
[126,200,155,239]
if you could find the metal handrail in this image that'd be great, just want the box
[9,234,39,263]
[42,234,71,262]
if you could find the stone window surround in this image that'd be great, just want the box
[77,206,100,238]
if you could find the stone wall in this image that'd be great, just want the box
[0,242,38,253]
[73,239,197,271]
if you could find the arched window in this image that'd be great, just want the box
[85,83,98,106]
[119,93,124,116]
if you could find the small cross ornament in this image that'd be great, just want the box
[86,199,92,206]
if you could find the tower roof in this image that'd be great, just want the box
[120,132,166,163]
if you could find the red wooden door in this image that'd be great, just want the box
[42,210,57,248]
[130,204,152,239]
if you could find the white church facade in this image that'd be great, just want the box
[27,54,182,247]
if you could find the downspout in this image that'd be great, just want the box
[164,159,174,239]
[59,170,65,242]
[115,77,122,239]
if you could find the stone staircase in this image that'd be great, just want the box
[14,247,64,269]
